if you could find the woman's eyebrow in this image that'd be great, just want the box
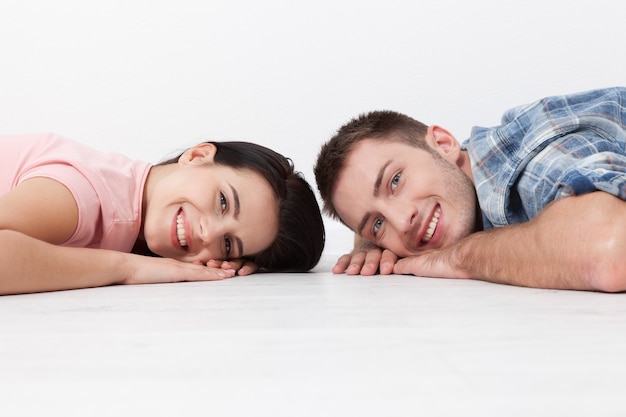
[228,183,243,256]
[229,184,241,220]
[235,236,243,258]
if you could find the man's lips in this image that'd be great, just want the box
[416,204,442,248]
[423,206,441,243]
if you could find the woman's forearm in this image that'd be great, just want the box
[0,229,128,295]
[0,229,236,295]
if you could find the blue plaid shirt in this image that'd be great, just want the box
[462,87,626,229]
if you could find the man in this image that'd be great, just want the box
[314,87,626,292]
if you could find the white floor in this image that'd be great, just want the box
[2,254,626,417]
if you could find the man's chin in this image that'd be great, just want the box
[402,242,442,256]
[393,247,417,258]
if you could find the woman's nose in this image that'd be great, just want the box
[195,218,227,263]
[198,216,223,246]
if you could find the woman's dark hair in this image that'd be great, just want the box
[160,141,325,272]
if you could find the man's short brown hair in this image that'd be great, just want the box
[314,110,429,221]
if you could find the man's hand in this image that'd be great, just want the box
[333,247,398,275]
[393,247,471,279]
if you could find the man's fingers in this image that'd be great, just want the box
[345,250,367,275]
[360,249,382,276]
[332,254,353,274]
[379,249,398,275]
[333,251,367,275]
[334,247,389,276]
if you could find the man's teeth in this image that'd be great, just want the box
[423,207,441,243]
[176,214,187,247]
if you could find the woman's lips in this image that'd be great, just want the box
[172,208,189,251]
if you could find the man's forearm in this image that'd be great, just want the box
[450,221,592,290]
[396,192,626,292]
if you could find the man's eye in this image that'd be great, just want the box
[373,218,384,235]
[391,173,401,191]
[220,192,227,211]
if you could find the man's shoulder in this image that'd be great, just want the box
[516,86,626,121]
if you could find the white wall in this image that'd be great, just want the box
[1,0,624,255]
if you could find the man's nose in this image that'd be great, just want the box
[386,201,417,233]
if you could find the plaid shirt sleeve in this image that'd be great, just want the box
[463,87,626,229]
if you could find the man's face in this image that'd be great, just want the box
[331,135,479,257]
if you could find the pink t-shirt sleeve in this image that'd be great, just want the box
[1,133,151,252]
[20,164,103,247]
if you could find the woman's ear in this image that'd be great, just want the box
[178,143,217,166]
[426,125,462,165]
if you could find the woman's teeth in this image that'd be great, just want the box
[423,207,441,243]
[176,213,187,247]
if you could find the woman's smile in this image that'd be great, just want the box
[173,208,190,251]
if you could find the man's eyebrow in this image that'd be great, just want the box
[373,161,392,197]
[357,213,371,236]
[229,184,243,257]
[357,160,391,235]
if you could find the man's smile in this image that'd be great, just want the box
[421,205,441,244]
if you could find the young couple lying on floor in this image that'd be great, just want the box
[2,87,626,294]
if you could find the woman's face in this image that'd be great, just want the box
[142,144,280,264]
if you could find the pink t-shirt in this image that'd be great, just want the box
[0,133,152,252]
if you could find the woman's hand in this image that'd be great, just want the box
[121,255,237,285]
[205,259,259,276]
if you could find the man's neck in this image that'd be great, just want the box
[457,150,475,184]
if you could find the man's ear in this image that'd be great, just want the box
[426,125,462,165]
[178,143,217,166]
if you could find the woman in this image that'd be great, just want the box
[0,133,325,295]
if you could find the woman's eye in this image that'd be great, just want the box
[391,173,401,191]
[224,236,232,257]
[373,218,384,235]
[220,192,227,212]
